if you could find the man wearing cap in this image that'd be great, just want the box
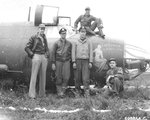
[52,28,72,98]
[72,26,93,97]
[25,24,49,99]
[103,58,124,97]
[74,7,105,39]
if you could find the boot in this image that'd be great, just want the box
[74,88,82,97]
[84,89,90,97]
[56,85,61,95]
[101,34,105,39]
[56,85,64,98]
[98,27,105,39]
[61,87,66,96]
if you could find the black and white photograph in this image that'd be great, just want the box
[0,0,150,119]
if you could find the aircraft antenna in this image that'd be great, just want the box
[28,6,31,22]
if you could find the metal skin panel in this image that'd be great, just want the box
[0,23,36,71]
[68,34,124,86]
[0,5,148,91]
[0,22,124,89]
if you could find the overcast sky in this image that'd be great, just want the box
[0,0,150,54]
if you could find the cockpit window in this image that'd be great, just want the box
[58,17,71,26]
[42,6,59,25]
[34,5,59,26]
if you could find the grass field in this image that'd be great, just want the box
[0,72,150,120]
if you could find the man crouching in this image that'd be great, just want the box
[103,58,124,97]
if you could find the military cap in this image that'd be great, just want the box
[79,26,86,32]
[85,7,90,11]
[39,24,45,28]
[108,58,117,63]
[59,28,67,34]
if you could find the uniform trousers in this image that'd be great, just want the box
[29,54,48,98]
[75,59,90,90]
[85,18,104,36]
[104,77,124,97]
[55,60,70,94]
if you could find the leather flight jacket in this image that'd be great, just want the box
[25,33,49,58]
[52,39,72,63]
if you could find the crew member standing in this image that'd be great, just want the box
[52,28,72,98]
[25,24,49,99]
[72,26,93,97]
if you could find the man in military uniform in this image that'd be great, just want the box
[52,28,72,98]
[25,24,49,99]
[72,26,93,97]
[74,7,105,39]
[103,58,124,97]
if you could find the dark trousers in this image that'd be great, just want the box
[55,60,70,95]
[75,59,90,90]
[85,18,104,36]
[111,77,124,94]
[104,77,124,97]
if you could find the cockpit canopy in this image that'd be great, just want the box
[33,5,71,26]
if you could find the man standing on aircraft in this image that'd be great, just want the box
[72,26,93,97]
[25,24,49,99]
[52,28,72,98]
[74,7,105,39]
